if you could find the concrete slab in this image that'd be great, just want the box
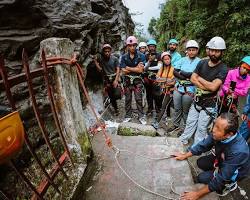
[84,134,218,200]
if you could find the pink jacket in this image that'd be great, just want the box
[219,67,250,98]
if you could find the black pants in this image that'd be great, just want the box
[124,82,144,118]
[106,85,118,110]
[197,154,216,184]
[155,93,172,122]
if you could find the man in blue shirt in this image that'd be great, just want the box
[120,36,146,124]
[167,38,182,67]
[167,40,200,132]
[174,112,250,199]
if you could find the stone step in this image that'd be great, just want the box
[83,134,218,200]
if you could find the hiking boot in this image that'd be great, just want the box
[218,182,238,196]
[152,121,159,129]
[123,117,132,123]
[139,116,147,125]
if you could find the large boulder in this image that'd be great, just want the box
[0,0,134,72]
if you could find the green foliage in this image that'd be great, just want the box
[153,0,250,66]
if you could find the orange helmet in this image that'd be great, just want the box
[0,111,24,164]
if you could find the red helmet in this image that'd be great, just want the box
[126,36,138,45]
[102,44,112,50]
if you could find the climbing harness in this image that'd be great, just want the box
[194,88,214,102]
[175,79,195,98]
[122,74,146,107]
[104,73,116,82]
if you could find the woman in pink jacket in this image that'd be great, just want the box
[219,56,250,114]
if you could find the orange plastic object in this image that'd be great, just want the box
[0,111,25,164]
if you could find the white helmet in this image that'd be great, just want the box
[186,40,199,49]
[138,42,147,48]
[206,41,211,48]
[209,36,226,50]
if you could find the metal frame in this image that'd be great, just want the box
[0,49,77,199]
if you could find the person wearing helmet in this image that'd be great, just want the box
[202,41,211,60]
[218,55,250,114]
[167,38,182,67]
[138,42,147,54]
[120,36,146,124]
[179,36,228,146]
[143,39,162,116]
[93,44,121,115]
[151,52,175,129]
[167,40,201,133]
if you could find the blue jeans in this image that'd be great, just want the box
[180,103,216,145]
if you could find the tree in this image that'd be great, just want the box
[151,0,250,66]
[148,17,157,38]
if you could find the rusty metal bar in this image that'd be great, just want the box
[0,65,55,91]
[0,55,62,195]
[22,49,68,180]
[23,134,62,194]
[31,151,68,200]
[9,160,43,200]
[41,49,74,167]
[0,55,16,109]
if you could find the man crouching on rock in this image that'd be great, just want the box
[173,112,250,200]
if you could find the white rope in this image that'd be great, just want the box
[187,159,199,177]
[116,147,174,161]
[114,149,179,200]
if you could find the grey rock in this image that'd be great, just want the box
[0,0,134,73]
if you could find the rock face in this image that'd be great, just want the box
[0,0,134,72]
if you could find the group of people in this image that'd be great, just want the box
[93,35,250,199]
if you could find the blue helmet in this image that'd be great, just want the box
[168,38,178,45]
[241,56,250,66]
[147,39,157,46]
